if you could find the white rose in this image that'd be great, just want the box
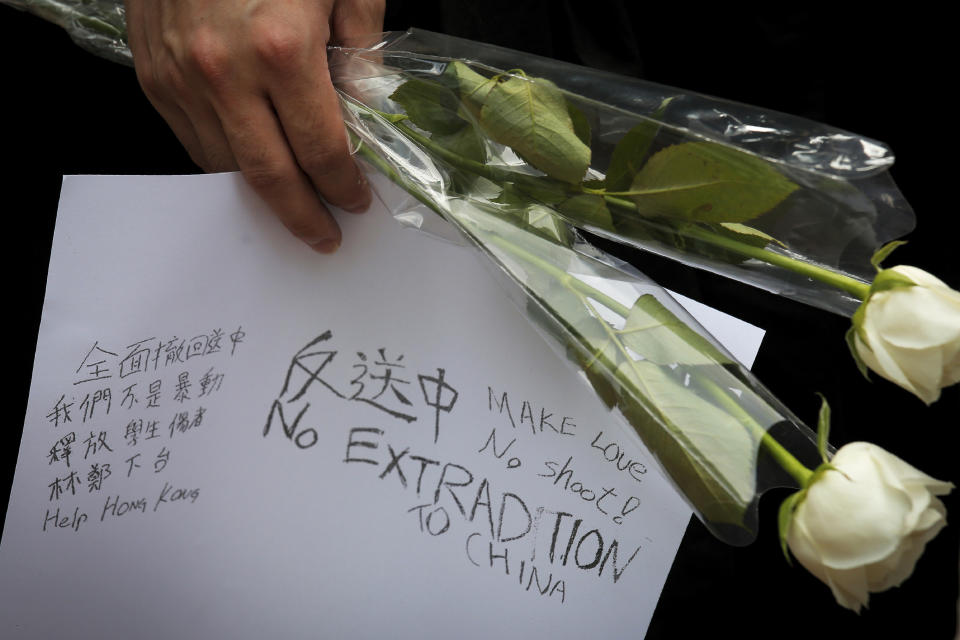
[785,442,953,612]
[852,265,960,404]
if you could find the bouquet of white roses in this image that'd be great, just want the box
[330,36,954,609]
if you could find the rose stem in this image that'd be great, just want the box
[362,102,872,303]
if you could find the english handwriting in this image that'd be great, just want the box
[347,428,642,585]
[477,428,521,469]
[487,386,575,436]
[589,431,648,483]
[538,456,641,525]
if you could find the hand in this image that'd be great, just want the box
[124,0,385,253]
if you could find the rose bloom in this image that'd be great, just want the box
[853,265,960,404]
[786,442,953,612]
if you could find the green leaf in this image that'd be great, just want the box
[492,182,529,211]
[526,205,573,246]
[558,194,613,230]
[604,98,674,192]
[440,61,497,114]
[466,78,499,117]
[870,240,908,271]
[431,125,486,164]
[611,210,687,249]
[606,123,658,192]
[815,393,831,463]
[438,60,498,119]
[778,491,803,565]
[455,174,505,202]
[567,102,592,148]
[628,142,799,223]
[716,222,786,248]
[440,61,487,90]
[77,15,126,39]
[491,184,572,246]
[619,294,735,367]
[562,300,756,530]
[670,221,787,265]
[845,325,871,380]
[389,78,466,136]
[379,112,409,125]
[514,179,569,205]
[615,359,759,527]
[480,75,591,184]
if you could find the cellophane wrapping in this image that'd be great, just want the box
[334,33,825,545]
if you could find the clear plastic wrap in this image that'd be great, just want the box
[4,0,131,64]
[335,48,827,545]
[351,29,916,316]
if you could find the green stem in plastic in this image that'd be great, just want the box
[76,15,126,40]
[364,105,872,303]
[599,195,872,300]
[393,119,550,193]
[701,378,814,487]
[396,120,498,180]
[353,134,440,213]
[483,236,630,316]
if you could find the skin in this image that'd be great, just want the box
[123,0,386,253]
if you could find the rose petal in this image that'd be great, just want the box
[858,443,954,496]
[857,266,960,403]
[884,344,944,403]
[787,516,832,581]
[869,505,946,591]
[864,538,912,590]
[788,517,870,612]
[942,347,960,387]
[824,564,871,613]
[797,463,913,569]
[872,287,960,350]
[892,265,952,289]
[787,442,952,612]
[855,334,921,400]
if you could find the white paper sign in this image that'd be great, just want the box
[1,173,763,639]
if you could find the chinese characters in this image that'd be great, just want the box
[40,325,246,533]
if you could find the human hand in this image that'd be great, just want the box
[123,0,385,253]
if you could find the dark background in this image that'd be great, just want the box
[3,3,957,638]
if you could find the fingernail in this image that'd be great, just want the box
[344,175,371,213]
[310,238,340,254]
[345,202,369,214]
[344,196,371,214]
